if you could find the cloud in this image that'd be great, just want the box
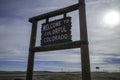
[86,0,120,55]
[0,0,120,71]
[35,49,81,63]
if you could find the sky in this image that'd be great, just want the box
[0,0,120,72]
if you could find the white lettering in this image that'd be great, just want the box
[43,34,68,43]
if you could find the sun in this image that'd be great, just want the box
[103,10,120,28]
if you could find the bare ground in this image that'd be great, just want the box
[0,71,120,80]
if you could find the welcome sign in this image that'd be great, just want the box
[41,17,72,46]
[27,1,91,80]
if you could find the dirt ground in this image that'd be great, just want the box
[0,71,120,80]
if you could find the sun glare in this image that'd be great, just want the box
[103,10,120,28]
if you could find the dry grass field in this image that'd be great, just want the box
[0,71,120,80]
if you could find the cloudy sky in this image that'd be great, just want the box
[0,0,120,72]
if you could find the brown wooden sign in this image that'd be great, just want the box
[27,1,91,80]
[41,17,72,46]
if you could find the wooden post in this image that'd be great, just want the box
[63,13,67,18]
[78,0,91,80]
[46,18,49,23]
[26,20,38,80]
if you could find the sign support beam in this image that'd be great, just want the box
[26,20,38,80]
[31,40,88,52]
[29,3,79,22]
[79,0,91,80]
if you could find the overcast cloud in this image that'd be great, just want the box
[0,0,120,72]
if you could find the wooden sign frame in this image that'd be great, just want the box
[26,0,91,80]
